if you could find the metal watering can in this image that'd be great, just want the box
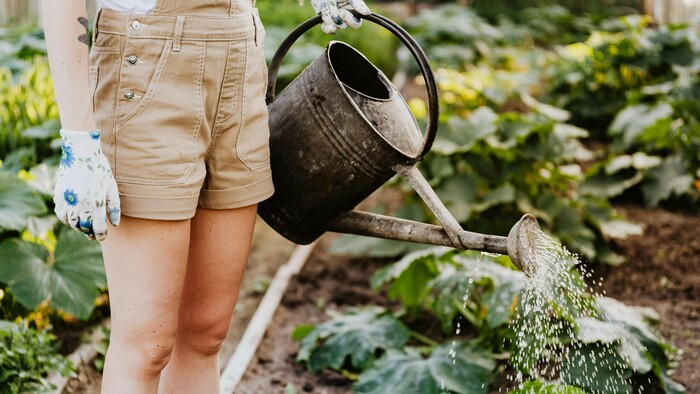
[258,13,539,275]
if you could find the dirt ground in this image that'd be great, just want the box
[236,205,700,394]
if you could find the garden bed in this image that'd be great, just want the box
[236,205,700,393]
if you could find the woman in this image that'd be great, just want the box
[40,0,369,392]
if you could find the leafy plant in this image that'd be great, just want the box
[0,226,106,321]
[295,307,410,373]
[353,340,495,394]
[0,320,75,393]
[294,250,685,393]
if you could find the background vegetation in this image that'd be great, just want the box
[0,0,697,392]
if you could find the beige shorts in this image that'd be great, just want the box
[89,7,274,220]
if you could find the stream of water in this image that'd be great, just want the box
[505,228,634,393]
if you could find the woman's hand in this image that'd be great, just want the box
[54,129,120,241]
[310,0,371,34]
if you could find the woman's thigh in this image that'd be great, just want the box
[100,216,192,352]
[175,205,258,347]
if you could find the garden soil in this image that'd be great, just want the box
[59,206,699,394]
[236,205,700,394]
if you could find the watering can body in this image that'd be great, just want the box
[259,40,423,244]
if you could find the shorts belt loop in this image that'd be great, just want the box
[173,16,185,52]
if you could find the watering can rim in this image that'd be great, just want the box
[325,40,423,159]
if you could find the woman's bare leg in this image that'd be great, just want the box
[158,205,258,394]
[100,216,192,394]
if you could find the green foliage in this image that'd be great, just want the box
[0,171,46,232]
[295,250,684,392]
[295,307,410,373]
[256,0,399,86]
[565,297,684,393]
[508,380,587,394]
[0,320,75,393]
[0,58,59,164]
[92,325,110,372]
[0,227,106,321]
[353,340,496,394]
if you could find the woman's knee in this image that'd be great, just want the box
[177,315,231,356]
[108,326,178,375]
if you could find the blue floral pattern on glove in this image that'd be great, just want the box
[60,143,75,168]
[63,189,79,206]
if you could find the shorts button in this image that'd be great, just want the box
[127,55,138,64]
[131,20,142,30]
[124,90,135,100]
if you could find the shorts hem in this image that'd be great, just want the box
[118,192,200,220]
[198,171,274,209]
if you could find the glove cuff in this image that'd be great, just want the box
[60,129,102,142]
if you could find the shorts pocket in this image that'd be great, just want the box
[113,40,206,185]
[236,37,271,171]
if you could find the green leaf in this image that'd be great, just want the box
[0,171,46,232]
[434,174,479,222]
[608,103,674,149]
[433,107,498,154]
[24,164,57,196]
[291,324,315,341]
[521,92,571,122]
[371,247,448,308]
[328,234,426,258]
[576,317,653,373]
[354,340,496,394]
[561,343,633,394]
[21,119,60,139]
[296,307,410,373]
[0,228,105,320]
[580,172,643,198]
[508,380,587,393]
[453,254,526,328]
[641,155,694,206]
[598,219,643,239]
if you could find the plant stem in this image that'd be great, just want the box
[409,330,439,347]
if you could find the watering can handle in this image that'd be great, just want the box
[265,12,439,161]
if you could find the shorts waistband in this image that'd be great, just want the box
[95,7,258,41]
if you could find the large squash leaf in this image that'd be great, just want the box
[354,340,496,394]
[570,297,686,393]
[370,247,452,308]
[641,155,694,206]
[0,171,46,232]
[561,343,633,394]
[295,307,410,373]
[0,228,105,320]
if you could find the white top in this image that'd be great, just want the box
[98,0,157,14]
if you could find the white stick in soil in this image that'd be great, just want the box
[219,242,317,394]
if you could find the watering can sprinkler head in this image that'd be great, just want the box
[506,214,541,276]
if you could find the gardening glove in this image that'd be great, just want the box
[53,129,121,241]
[308,0,371,34]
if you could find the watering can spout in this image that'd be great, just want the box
[327,212,541,276]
